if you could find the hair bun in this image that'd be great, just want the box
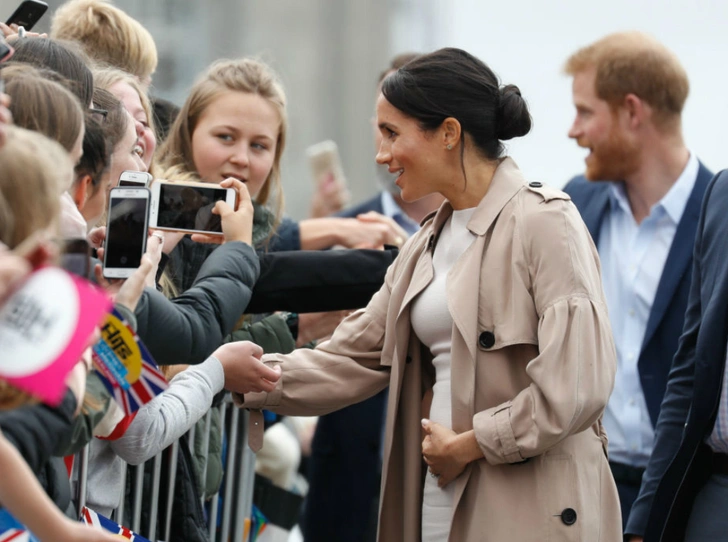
[497,84,532,140]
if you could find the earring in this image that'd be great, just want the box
[446,144,453,150]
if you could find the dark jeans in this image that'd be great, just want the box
[684,473,728,541]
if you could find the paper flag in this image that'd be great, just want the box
[92,308,167,415]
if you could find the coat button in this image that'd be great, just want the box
[405,355,412,364]
[478,331,495,349]
[529,181,543,188]
[560,508,577,526]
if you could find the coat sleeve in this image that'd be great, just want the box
[267,217,301,252]
[624,172,722,536]
[246,248,397,314]
[135,241,260,365]
[110,357,224,465]
[226,314,296,354]
[237,252,400,417]
[473,198,617,464]
[0,389,76,474]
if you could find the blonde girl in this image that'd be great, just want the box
[94,67,159,175]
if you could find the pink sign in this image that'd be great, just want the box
[0,267,112,405]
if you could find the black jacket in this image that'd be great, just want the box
[136,241,259,366]
[247,247,398,314]
[0,389,78,515]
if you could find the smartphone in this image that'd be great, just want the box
[306,140,347,191]
[103,187,150,279]
[5,0,48,31]
[149,180,236,236]
[60,238,91,279]
[118,170,153,188]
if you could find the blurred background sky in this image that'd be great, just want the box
[2,0,728,220]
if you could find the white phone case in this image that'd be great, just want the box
[148,180,236,236]
[103,188,150,279]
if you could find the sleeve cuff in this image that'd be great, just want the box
[473,402,525,465]
[192,356,226,394]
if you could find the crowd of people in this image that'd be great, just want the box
[1,1,727,542]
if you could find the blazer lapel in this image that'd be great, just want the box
[642,164,712,350]
[581,187,611,245]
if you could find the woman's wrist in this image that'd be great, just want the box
[449,430,483,465]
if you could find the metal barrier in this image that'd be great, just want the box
[72,393,257,542]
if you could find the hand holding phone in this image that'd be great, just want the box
[4,0,48,31]
[307,140,350,217]
[189,177,254,245]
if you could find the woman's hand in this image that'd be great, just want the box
[0,23,47,40]
[421,419,482,488]
[213,341,282,394]
[191,178,254,245]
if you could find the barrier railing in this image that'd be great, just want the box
[73,393,256,542]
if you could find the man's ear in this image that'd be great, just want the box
[623,93,648,130]
[71,175,92,210]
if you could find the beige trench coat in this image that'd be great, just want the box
[241,157,622,541]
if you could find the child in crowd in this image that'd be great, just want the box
[0,125,123,542]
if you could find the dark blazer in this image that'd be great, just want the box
[337,193,384,218]
[625,169,728,540]
[563,162,713,426]
[302,191,388,542]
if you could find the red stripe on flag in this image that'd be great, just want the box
[0,530,27,541]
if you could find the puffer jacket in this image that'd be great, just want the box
[136,240,260,366]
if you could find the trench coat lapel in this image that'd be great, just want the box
[447,158,528,390]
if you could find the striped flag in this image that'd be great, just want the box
[92,308,167,415]
[80,507,150,541]
[0,509,38,542]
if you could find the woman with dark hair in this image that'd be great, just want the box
[6,37,94,107]
[236,47,621,541]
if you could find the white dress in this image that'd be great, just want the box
[411,207,477,541]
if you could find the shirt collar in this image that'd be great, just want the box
[607,152,699,224]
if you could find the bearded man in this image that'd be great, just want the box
[562,31,713,531]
